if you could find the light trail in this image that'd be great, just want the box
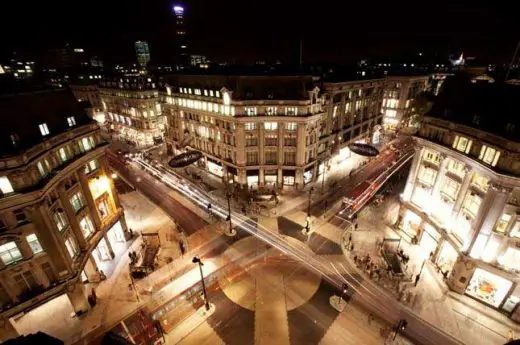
[122,154,462,345]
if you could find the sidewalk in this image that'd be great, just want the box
[340,194,519,345]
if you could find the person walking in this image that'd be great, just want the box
[414,274,420,287]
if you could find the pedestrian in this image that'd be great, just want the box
[354,223,359,231]
[348,233,352,246]
[368,313,374,325]
[414,274,420,287]
[508,329,515,341]
[324,200,328,210]
[91,287,97,301]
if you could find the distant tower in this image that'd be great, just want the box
[134,41,150,67]
[172,4,189,67]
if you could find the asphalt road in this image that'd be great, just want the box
[108,152,208,235]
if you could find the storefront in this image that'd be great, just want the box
[227,166,237,184]
[247,170,259,188]
[108,221,126,245]
[465,268,513,308]
[372,126,382,145]
[318,163,325,176]
[419,224,441,259]
[502,284,520,314]
[264,169,278,189]
[436,241,458,274]
[303,166,313,185]
[336,147,351,164]
[93,237,112,264]
[411,185,431,210]
[282,170,295,186]
[207,158,223,177]
[401,209,422,239]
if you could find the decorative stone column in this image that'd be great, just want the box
[402,147,422,202]
[431,154,448,198]
[452,166,473,216]
[16,237,33,260]
[466,183,511,255]
[84,255,100,282]
[103,234,115,258]
[447,255,476,294]
[66,281,89,315]
[78,170,102,230]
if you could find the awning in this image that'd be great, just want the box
[305,166,314,172]
[264,169,277,176]
[282,169,295,177]
[247,169,259,176]
[207,157,221,165]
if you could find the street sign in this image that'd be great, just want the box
[348,143,379,157]
[168,150,204,168]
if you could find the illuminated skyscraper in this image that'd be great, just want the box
[134,41,150,67]
[172,4,189,67]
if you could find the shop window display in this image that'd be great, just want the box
[465,268,512,308]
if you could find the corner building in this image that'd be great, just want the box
[0,89,130,340]
[399,76,520,320]
[162,74,389,190]
[100,77,165,148]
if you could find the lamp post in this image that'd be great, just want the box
[304,187,315,234]
[226,192,236,236]
[192,256,210,311]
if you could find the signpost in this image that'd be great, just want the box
[347,143,380,157]
[168,150,203,168]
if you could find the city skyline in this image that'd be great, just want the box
[1,0,518,64]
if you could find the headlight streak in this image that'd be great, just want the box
[129,156,454,343]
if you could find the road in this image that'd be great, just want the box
[106,142,468,345]
[108,152,208,235]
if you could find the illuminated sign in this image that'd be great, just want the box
[348,143,379,157]
[168,150,203,168]
[173,5,184,14]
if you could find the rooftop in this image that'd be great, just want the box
[0,88,95,158]
[426,73,520,142]
[163,73,316,101]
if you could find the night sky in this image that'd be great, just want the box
[1,0,517,64]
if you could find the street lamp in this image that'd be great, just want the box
[226,192,236,236]
[192,256,210,311]
[304,187,315,234]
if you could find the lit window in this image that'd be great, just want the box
[204,89,208,96]
[26,234,43,254]
[65,236,78,259]
[67,116,76,127]
[452,136,472,154]
[245,107,257,116]
[417,165,437,187]
[266,107,277,116]
[188,88,192,94]
[479,145,501,167]
[285,123,297,131]
[333,106,338,118]
[510,221,520,238]
[385,109,397,118]
[37,159,50,177]
[210,90,214,97]
[441,178,460,201]
[285,107,298,116]
[216,90,220,98]
[84,160,98,174]
[447,158,465,177]
[70,192,84,213]
[463,193,482,218]
[53,210,68,232]
[80,136,95,152]
[0,176,14,194]
[39,123,50,136]
[264,122,278,131]
[495,213,512,234]
[244,123,257,131]
[58,147,68,163]
[79,215,94,239]
[0,242,22,265]
[471,173,489,192]
[423,150,440,165]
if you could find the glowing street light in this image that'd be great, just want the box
[192,256,210,311]
[111,173,118,179]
